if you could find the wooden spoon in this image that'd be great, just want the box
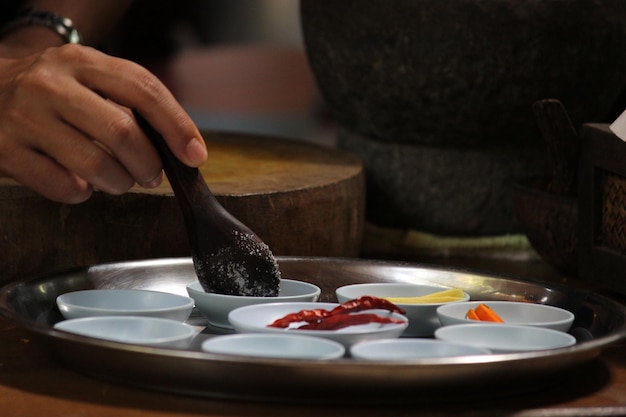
[133,110,281,296]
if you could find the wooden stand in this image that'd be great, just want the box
[579,123,626,294]
[0,131,364,285]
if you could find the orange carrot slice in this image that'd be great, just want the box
[465,308,480,321]
[474,303,504,322]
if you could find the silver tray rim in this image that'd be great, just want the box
[1,256,625,404]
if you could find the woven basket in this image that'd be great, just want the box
[601,172,626,253]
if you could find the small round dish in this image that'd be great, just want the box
[335,283,469,336]
[54,316,197,349]
[350,339,491,361]
[201,333,345,360]
[228,302,408,348]
[434,323,577,353]
[56,289,194,322]
[436,301,575,331]
[187,279,321,329]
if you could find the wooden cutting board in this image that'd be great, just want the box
[0,131,364,284]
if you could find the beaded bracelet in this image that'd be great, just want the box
[0,7,82,44]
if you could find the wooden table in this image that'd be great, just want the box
[2,256,626,417]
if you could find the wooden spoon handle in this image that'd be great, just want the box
[133,110,224,224]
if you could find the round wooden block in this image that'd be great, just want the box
[0,131,364,284]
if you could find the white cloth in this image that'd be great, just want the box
[610,109,626,142]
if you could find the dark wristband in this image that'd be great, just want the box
[0,7,82,44]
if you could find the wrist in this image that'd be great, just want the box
[0,25,66,58]
[0,7,82,58]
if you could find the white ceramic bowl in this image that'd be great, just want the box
[335,283,469,336]
[187,279,321,329]
[434,323,577,353]
[436,301,575,332]
[228,302,408,348]
[54,316,197,349]
[201,333,346,360]
[350,338,491,361]
[56,289,194,322]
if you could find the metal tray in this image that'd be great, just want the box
[0,256,624,404]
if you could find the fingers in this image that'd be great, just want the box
[0,51,134,198]
[35,117,137,195]
[69,46,208,167]
[0,102,136,201]
[0,145,93,204]
[0,44,206,203]
[58,89,164,189]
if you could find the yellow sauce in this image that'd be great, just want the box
[385,288,466,304]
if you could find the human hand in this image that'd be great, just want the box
[0,43,207,203]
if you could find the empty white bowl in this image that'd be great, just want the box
[436,301,575,331]
[56,289,194,322]
[350,338,491,361]
[54,316,197,349]
[201,333,345,360]
[434,323,577,353]
[228,302,408,348]
[187,279,321,329]
[335,283,469,336]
